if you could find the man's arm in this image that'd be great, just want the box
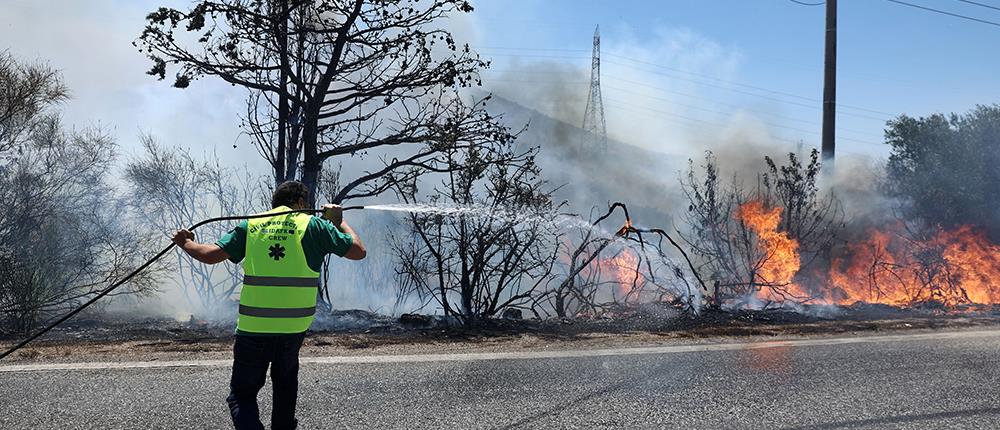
[337,220,367,260]
[171,229,231,264]
[322,204,366,260]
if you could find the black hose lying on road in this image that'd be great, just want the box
[0,206,364,361]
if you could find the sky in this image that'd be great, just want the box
[1,0,998,165]
[470,0,1000,157]
[1,0,259,169]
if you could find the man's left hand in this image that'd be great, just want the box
[171,229,195,247]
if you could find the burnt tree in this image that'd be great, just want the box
[389,143,562,325]
[125,137,263,312]
[136,0,510,205]
[680,151,842,308]
[0,53,160,333]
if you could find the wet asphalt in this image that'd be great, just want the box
[2,330,1000,429]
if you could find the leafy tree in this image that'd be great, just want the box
[884,105,1000,235]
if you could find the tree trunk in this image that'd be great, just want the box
[273,0,288,184]
[555,288,566,318]
[301,121,320,206]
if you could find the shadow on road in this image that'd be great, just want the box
[491,377,636,430]
[782,407,1000,429]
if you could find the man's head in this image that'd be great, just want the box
[272,181,309,209]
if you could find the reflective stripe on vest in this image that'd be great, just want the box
[238,304,316,318]
[237,206,320,334]
[243,275,318,287]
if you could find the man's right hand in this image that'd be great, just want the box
[322,204,343,227]
[171,229,194,247]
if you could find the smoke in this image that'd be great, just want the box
[478,24,811,222]
[4,5,947,321]
[826,154,900,224]
[104,277,202,323]
[0,1,264,172]
[486,25,747,156]
[474,23,971,314]
[489,60,589,133]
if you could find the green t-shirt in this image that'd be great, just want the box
[215,215,353,272]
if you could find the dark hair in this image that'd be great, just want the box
[272,181,309,208]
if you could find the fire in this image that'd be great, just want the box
[942,226,1000,304]
[735,201,810,302]
[600,249,643,299]
[830,225,1000,306]
[577,199,1000,311]
[733,198,1000,308]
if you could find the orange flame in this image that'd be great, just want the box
[617,219,634,236]
[599,249,643,299]
[735,198,1000,307]
[585,200,1000,311]
[829,225,1000,306]
[735,201,810,302]
[942,226,1000,304]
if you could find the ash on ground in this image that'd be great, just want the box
[4,302,1000,349]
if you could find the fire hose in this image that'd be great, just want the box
[0,206,364,361]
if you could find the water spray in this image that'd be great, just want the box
[0,201,706,361]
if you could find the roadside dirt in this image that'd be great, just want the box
[3,305,1000,364]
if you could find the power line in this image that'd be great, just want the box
[602,99,769,137]
[485,76,884,146]
[602,57,892,118]
[486,49,836,108]
[601,100,827,148]
[486,71,885,137]
[600,55,894,116]
[483,67,890,122]
[479,51,893,119]
[480,45,932,89]
[955,0,1000,13]
[483,47,897,116]
[602,99,881,147]
[601,82,882,139]
[789,0,825,6]
[484,74,886,146]
[605,87,877,142]
[478,46,591,53]
[480,52,592,61]
[886,0,1000,27]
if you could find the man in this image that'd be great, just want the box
[171,180,366,430]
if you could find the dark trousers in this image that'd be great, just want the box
[226,332,306,430]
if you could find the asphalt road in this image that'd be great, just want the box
[3,330,1000,429]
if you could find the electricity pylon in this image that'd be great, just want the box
[582,25,607,153]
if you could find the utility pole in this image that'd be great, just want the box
[821,0,837,166]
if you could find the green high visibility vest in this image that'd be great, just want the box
[238,206,319,334]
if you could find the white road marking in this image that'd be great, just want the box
[1,328,998,373]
